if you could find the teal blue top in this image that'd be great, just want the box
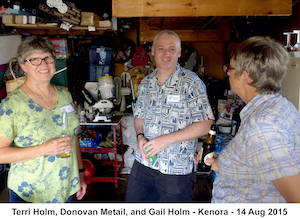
[0,86,80,203]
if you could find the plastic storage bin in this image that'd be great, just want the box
[89,64,111,82]
[50,38,68,59]
[89,46,112,65]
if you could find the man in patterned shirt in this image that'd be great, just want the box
[125,30,214,202]
[209,36,300,203]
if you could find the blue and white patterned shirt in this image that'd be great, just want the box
[212,93,300,203]
[134,64,214,175]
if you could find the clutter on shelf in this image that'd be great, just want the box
[216,89,244,136]
[0,1,112,31]
[78,130,102,148]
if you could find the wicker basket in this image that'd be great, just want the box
[5,57,26,94]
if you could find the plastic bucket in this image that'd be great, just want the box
[84,82,99,100]
[99,84,115,99]
[98,76,113,86]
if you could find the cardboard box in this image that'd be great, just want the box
[2,14,15,24]
[81,11,102,27]
[99,20,112,28]
[15,15,26,24]
[28,16,36,24]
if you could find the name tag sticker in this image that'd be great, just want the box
[167,95,180,104]
[60,104,76,114]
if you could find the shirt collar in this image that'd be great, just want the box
[240,93,280,121]
[153,63,181,84]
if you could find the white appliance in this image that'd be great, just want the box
[281,56,300,113]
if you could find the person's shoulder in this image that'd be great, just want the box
[54,85,72,101]
[54,85,71,95]
[55,85,68,92]
[0,89,25,116]
[180,67,204,83]
[179,66,197,76]
[141,71,156,83]
[2,88,24,102]
[249,95,297,129]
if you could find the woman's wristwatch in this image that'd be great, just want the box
[79,168,85,173]
[136,133,144,138]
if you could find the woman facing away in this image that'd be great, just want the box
[207,36,300,203]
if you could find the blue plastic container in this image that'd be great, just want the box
[89,64,111,82]
[89,46,112,65]
[79,130,102,148]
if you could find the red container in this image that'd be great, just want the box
[82,159,96,184]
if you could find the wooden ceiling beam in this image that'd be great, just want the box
[208,17,223,30]
[140,29,230,42]
[161,17,179,30]
[148,17,164,30]
[196,16,218,30]
[113,0,292,17]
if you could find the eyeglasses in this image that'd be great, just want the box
[223,64,235,74]
[25,56,55,66]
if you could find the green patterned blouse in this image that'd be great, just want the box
[0,86,80,203]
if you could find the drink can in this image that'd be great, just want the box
[145,145,157,162]
[149,154,157,162]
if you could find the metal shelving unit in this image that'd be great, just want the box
[80,115,124,188]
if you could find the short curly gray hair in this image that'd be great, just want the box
[232,36,289,94]
[17,36,56,64]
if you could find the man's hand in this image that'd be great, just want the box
[137,135,150,162]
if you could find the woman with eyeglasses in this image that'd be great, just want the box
[0,36,87,203]
[208,36,300,203]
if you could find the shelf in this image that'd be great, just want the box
[80,115,123,126]
[4,24,115,35]
[5,23,111,30]
[80,115,124,188]
[80,147,116,153]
